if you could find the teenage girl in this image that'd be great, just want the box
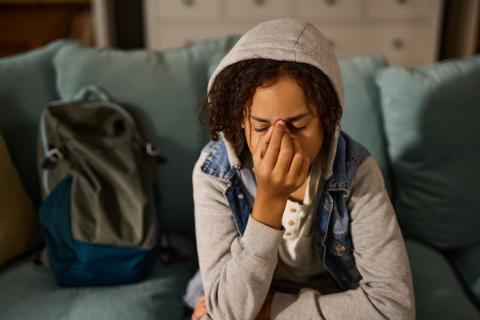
[190,18,415,320]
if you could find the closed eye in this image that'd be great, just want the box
[253,125,306,133]
[288,125,306,133]
[284,121,307,133]
[253,127,270,133]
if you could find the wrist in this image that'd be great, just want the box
[252,191,287,230]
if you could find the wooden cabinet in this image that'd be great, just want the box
[0,0,92,57]
[144,0,444,67]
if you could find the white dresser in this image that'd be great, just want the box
[144,0,444,67]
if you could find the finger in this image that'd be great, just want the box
[253,125,274,163]
[273,132,294,175]
[283,124,292,137]
[192,310,206,320]
[291,135,300,154]
[261,125,274,159]
[287,138,305,178]
[192,310,199,320]
[263,120,286,170]
[198,305,208,318]
[265,123,274,144]
[192,304,208,320]
[194,297,205,310]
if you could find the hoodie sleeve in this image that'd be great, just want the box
[270,155,415,320]
[193,152,285,320]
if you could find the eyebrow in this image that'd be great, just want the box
[250,112,310,124]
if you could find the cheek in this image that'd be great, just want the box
[248,132,263,153]
[298,138,315,160]
[243,126,259,154]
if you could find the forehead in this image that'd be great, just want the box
[248,76,312,117]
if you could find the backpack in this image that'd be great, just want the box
[37,85,168,286]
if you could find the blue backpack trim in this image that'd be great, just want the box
[39,176,158,286]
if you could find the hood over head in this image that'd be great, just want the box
[207,18,344,180]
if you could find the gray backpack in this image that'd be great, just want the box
[36,85,170,286]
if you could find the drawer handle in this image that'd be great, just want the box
[325,0,336,6]
[183,0,194,7]
[327,38,336,48]
[392,38,404,50]
[254,0,265,6]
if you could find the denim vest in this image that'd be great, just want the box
[200,130,370,290]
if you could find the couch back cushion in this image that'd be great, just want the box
[0,40,69,205]
[338,53,392,197]
[450,244,480,303]
[53,36,239,234]
[376,54,480,249]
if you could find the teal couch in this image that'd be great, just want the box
[0,35,479,320]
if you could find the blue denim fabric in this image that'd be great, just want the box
[186,130,370,302]
[183,269,204,309]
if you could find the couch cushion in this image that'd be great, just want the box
[0,135,40,267]
[338,53,392,197]
[376,55,480,249]
[450,244,480,303]
[53,36,239,234]
[406,239,480,319]
[0,40,71,205]
[0,233,197,320]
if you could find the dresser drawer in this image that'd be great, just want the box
[145,0,443,67]
[153,0,221,21]
[319,23,437,66]
[365,0,441,20]
[152,23,247,50]
[225,0,291,20]
[297,0,364,20]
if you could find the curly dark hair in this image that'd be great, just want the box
[199,58,343,161]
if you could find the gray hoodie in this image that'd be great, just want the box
[194,18,415,319]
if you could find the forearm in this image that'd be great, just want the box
[271,281,413,320]
[200,216,282,319]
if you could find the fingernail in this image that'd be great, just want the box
[276,120,285,126]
